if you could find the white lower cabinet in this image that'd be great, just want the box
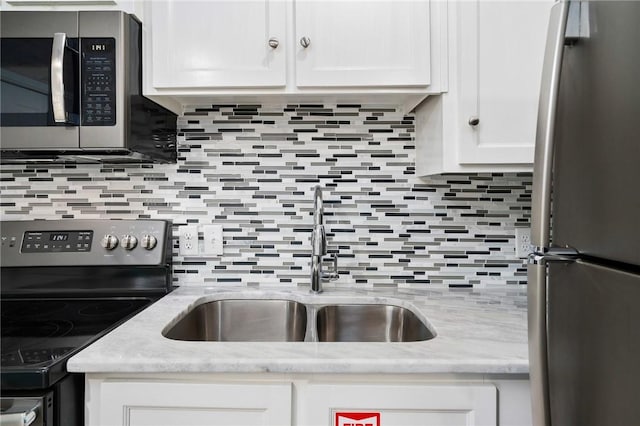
[296,383,497,426]
[87,375,529,426]
[90,380,291,426]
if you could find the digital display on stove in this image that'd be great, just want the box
[22,231,93,253]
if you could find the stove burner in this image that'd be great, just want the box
[0,300,69,320]
[78,301,135,317]
[1,298,153,374]
[2,320,74,339]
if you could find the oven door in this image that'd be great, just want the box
[0,11,80,150]
[0,374,83,426]
[1,395,51,426]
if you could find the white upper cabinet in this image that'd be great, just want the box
[142,0,443,112]
[416,0,554,175]
[294,1,431,87]
[456,0,551,165]
[149,0,286,89]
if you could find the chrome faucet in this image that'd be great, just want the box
[310,185,338,293]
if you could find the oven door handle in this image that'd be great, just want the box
[0,411,37,426]
[0,400,39,426]
[51,32,68,124]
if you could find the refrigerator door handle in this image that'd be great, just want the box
[528,255,551,426]
[531,1,570,250]
[529,250,578,426]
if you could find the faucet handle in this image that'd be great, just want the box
[323,254,340,281]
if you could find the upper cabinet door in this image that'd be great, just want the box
[294,0,431,87]
[456,0,553,164]
[149,0,286,89]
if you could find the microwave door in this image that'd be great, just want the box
[0,11,80,150]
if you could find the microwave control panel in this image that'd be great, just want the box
[81,38,116,126]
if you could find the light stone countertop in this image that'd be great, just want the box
[67,286,529,375]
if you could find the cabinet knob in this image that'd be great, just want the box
[268,37,279,49]
[468,116,480,126]
[300,36,311,48]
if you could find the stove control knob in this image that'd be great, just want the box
[101,234,119,250]
[141,235,158,250]
[122,235,138,250]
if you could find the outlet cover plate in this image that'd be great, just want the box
[179,225,199,256]
[515,227,532,259]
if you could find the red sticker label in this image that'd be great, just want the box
[335,412,381,426]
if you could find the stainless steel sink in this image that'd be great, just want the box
[163,298,435,343]
[163,299,307,342]
[316,304,435,342]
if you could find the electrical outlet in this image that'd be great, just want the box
[515,228,532,259]
[202,225,223,256]
[179,225,199,256]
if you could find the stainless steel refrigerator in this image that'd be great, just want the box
[528,1,640,425]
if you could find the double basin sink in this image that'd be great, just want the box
[163,298,436,343]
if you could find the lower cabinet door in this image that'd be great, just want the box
[296,383,497,426]
[96,381,291,426]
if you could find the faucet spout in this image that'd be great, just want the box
[311,185,327,293]
[313,185,324,226]
[311,186,327,256]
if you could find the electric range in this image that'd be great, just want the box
[0,219,173,426]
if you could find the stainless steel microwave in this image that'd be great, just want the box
[0,11,177,163]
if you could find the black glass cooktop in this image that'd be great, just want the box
[1,298,152,389]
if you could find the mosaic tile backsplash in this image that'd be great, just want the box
[0,104,532,288]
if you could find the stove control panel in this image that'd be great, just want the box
[0,220,170,267]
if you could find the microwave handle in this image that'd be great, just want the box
[51,32,67,124]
